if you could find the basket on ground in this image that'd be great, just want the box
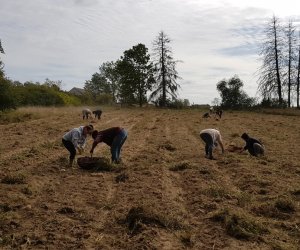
[77,157,112,171]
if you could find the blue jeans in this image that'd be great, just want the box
[111,129,128,163]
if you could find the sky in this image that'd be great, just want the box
[1,0,300,105]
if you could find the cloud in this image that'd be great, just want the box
[0,0,299,104]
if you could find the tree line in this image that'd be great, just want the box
[0,31,188,111]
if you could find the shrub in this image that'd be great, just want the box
[0,77,16,111]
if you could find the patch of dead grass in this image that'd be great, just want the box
[1,173,26,184]
[210,208,268,240]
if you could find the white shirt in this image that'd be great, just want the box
[63,126,87,148]
[200,129,222,144]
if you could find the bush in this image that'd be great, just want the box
[57,92,81,106]
[0,77,16,111]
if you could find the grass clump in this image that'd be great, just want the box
[1,173,26,184]
[169,161,190,171]
[178,231,193,247]
[121,206,184,235]
[158,143,176,152]
[274,199,296,213]
[252,198,296,219]
[115,172,129,183]
[204,185,230,199]
[210,209,267,240]
[0,111,38,124]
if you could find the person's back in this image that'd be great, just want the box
[241,133,264,156]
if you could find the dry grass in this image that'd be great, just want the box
[0,106,299,249]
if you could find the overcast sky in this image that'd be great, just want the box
[1,0,300,104]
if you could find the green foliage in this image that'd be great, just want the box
[117,43,155,107]
[85,61,119,103]
[95,93,114,105]
[0,76,16,111]
[57,92,81,106]
[259,98,288,108]
[217,75,255,109]
[13,82,65,106]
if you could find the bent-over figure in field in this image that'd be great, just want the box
[62,125,94,167]
[90,127,128,164]
[200,128,224,160]
[240,133,264,156]
[202,112,210,118]
[82,108,92,120]
[92,109,102,120]
[215,109,223,119]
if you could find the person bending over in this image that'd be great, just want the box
[90,127,128,164]
[240,133,264,156]
[62,125,94,167]
[200,128,224,160]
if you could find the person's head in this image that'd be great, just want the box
[92,130,98,140]
[83,124,94,135]
[241,133,249,141]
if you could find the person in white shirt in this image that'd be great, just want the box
[62,125,94,166]
[200,128,224,160]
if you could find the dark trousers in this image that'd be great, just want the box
[62,139,76,161]
[200,133,213,158]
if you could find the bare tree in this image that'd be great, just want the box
[285,20,297,107]
[150,31,181,107]
[258,16,284,105]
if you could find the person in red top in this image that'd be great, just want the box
[90,127,128,164]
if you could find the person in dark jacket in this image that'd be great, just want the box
[90,127,128,164]
[240,133,264,156]
[92,109,102,120]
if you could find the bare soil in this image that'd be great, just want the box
[0,107,299,249]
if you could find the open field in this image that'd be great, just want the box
[0,106,299,249]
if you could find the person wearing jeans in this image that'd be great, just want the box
[200,128,224,160]
[90,127,128,164]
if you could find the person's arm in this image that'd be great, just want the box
[217,134,225,153]
[240,142,248,153]
[71,130,80,149]
[90,135,101,154]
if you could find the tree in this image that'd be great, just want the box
[258,16,284,105]
[100,61,119,102]
[0,77,16,111]
[217,75,255,109]
[85,61,119,102]
[297,32,300,108]
[116,43,155,107]
[44,78,62,91]
[0,39,5,77]
[285,20,297,107]
[85,72,110,98]
[150,31,181,107]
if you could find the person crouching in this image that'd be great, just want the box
[62,125,94,167]
[240,133,264,156]
[90,127,128,164]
